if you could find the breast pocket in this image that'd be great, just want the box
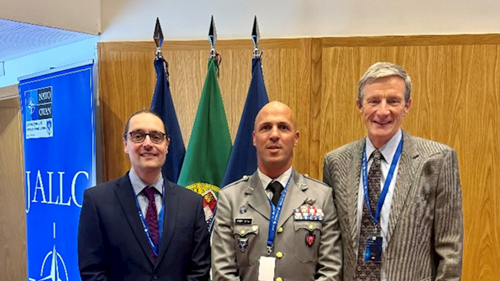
[293,221,322,262]
[174,226,194,243]
[233,224,259,267]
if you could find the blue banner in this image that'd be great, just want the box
[19,62,96,281]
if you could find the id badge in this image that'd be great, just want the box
[258,256,275,281]
[363,236,383,262]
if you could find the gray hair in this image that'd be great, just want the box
[358,62,411,105]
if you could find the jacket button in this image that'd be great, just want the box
[276,277,283,281]
[277,227,283,233]
[276,252,283,258]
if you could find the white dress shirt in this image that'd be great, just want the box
[357,129,402,281]
[258,166,293,201]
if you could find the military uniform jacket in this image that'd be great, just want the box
[323,131,463,281]
[212,168,342,281]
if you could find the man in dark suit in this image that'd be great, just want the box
[323,62,463,281]
[78,109,210,281]
[212,101,343,281]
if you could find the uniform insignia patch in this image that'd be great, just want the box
[238,237,248,253]
[306,232,315,246]
[305,198,317,205]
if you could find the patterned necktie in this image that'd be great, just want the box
[355,149,383,281]
[268,181,284,206]
[143,186,159,257]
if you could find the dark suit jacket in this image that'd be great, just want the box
[78,173,211,281]
[323,131,463,281]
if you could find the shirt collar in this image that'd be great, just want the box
[258,166,293,190]
[128,169,164,196]
[365,129,402,163]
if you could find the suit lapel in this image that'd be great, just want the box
[347,140,364,249]
[386,131,420,245]
[114,173,155,264]
[246,172,271,221]
[156,178,178,266]
[277,170,308,229]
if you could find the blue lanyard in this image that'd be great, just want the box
[133,184,165,256]
[361,138,403,225]
[266,175,292,254]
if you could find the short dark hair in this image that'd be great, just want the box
[123,109,168,140]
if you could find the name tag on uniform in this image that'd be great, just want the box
[363,236,383,262]
[258,256,275,281]
[234,218,253,225]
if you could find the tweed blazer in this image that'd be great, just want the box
[323,131,463,281]
[212,169,343,281]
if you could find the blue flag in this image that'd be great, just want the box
[221,58,269,187]
[151,57,185,183]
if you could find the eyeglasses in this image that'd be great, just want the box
[126,130,167,144]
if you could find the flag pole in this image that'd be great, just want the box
[220,16,270,187]
[208,15,217,59]
[178,15,232,231]
[252,15,262,58]
[150,17,186,183]
[153,17,164,59]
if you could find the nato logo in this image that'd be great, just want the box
[28,223,69,281]
[25,90,39,122]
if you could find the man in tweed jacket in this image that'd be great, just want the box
[323,62,463,281]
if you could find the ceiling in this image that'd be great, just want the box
[0,19,96,61]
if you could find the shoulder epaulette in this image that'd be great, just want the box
[221,175,250,190]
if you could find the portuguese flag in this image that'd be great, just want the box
[177,58,232,231]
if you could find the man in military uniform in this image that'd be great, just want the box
[212,101,343,281]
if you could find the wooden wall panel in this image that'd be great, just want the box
[98,44,156,180]
[308,38,324,178]
[259,39,312,175]
[98,34,500,281]
[0,97,27,280]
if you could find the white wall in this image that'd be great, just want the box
[1,0,498,88]
[0,37,98,88]
[101,0,500,41]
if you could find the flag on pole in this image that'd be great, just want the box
[178,58,232,230]
[150,57,185,183]
[221,58,269,187]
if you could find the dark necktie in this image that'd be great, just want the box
[268,181,284,206]
[143,187,159,251]
[355,149,383,281]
